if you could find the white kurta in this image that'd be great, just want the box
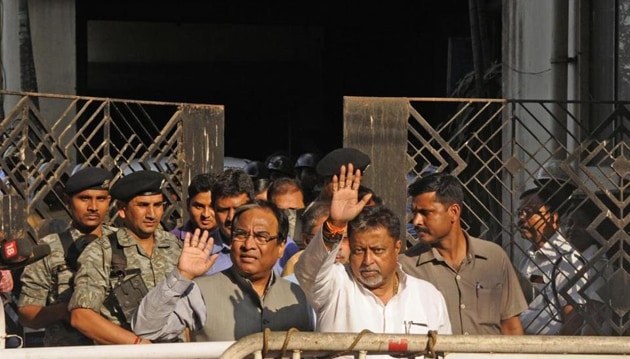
[294,228,452,340]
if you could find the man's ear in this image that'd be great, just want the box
[449,203,461,223]
[116,201,127,218]
[394,238,402,254]
[276,240,286,259]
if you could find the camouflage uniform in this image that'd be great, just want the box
[68,227,182,328]
[18,224,117,346]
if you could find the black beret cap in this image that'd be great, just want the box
[316,147,371,177]
[64,167,113,195]
[110,170,166,202]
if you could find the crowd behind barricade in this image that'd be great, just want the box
[0,148,619,355]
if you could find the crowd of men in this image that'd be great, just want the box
[0,147,611,354]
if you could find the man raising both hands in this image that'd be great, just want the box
[295,163,450,347]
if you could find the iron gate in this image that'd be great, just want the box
[404,97,630,336]
[1,91,629,336]
[0,90,224,241]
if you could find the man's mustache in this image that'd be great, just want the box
[414,226,429,235]
[360,265,380,273]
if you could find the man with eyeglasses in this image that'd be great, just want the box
[517,186,588,335]
[131,200,314,342]
[68,170,182,344]
[399,172,526,335]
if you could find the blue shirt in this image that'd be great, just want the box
[171,222,232,275]
[274,236,300,276]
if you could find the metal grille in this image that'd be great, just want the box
[406,98,630,336]
[3,90,629,336]
[0,90,222,241]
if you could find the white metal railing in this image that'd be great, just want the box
[2,327,630,358]
[219,330,630,358]
[1,340,232,359]
[2,295,234,357]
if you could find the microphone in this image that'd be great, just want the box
[0,237,51,270]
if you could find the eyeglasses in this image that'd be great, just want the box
[232,228,280,245]
[516,207,548,218]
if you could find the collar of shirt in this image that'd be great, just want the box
[523,231,583,281]
[209,228,231,253]
[174,223,229,254]
[117,227,174,249]
[417,232,486,266]
[527,231,574,261]
[228,264,276,298]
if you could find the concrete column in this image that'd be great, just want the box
[1,0,21,113]
[27,0,77,157]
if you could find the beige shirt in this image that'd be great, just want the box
[399,233,528,335]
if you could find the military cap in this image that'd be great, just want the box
[316,147,371,177]
[64,167,113,195]
[110,170,166,202]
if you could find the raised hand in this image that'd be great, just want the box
[178,228,219,280]
[329,163,373,225]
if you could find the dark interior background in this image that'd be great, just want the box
[76,2,475,163]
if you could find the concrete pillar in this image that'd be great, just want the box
[1,0,21,114]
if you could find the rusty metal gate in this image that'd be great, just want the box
[404,97,630,336]
[2,91,630,338]
[343,96,630,336]
[0,90,224,242]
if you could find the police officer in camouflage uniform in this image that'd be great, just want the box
[18,166,116,346]
[68,170,182,345]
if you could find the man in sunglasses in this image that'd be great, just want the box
[517,186,587,335]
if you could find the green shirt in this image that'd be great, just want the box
[68,227,182,328]
[18,224,117,346]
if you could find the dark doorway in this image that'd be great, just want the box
[76,2,471,161]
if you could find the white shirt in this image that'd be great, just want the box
[519,231,587,335]
[580,244,610,302]
[295,229,451,358]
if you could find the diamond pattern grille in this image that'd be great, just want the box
[3,91,630,336]
[0,92,220,241]
[407,99,630,335]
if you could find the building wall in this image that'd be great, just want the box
[29,0,76,97]
[1,0,76,142]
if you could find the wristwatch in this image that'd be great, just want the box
[323,220,346,244]
[323,231,344,244]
